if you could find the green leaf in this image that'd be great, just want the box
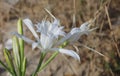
[17,18,24,62]
[21,57,27,76]
[12,36,20,67]
[18,18,23,35]
[12,36,21,76]
[3,48,16,75]
[0,60,12,74]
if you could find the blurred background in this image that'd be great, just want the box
[0,0,120,76]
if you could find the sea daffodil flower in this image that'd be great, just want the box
[57,20,97,44]
[13,18,80,61]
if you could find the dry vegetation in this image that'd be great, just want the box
[0,0,120,76]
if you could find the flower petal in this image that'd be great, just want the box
[4,39,12,50]
[52,19,66,37]
[40,33,54,50]
[59,49,80,61]
[23,19,39,40]
[12,32,34,44]
[32,42,39,50]
[70,28,80,35]
[80,22,90,31]
[68,33,80,43]
[57,33,71,45]
[52,19,60,27]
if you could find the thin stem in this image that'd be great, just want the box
[31,52,46,76]
[39,51,59,72]
[38,41,68,72]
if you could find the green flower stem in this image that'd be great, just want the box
[39,41,69,72]
[39,51,59,72]
[31,41,68,76]
[31,52,46,76]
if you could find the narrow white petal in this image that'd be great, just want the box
[59,31,66,37]
[57,27,66,36]
[52,19,60,27]
[5,39,12,50]
[40,33,54,50]
[80,22,90,31]
[23,19,39,40]
[32,42,39,50]
[59,49,80,61]
[57,33,71,45]
[12,32,34,44]
[68,33,80,43]
[52,26,66,38]
[70,28,80,35]
[40,33,46,49]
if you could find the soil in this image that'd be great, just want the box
[0,0,120,76]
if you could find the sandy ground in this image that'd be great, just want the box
[0,0,120,76]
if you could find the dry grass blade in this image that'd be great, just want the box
[105,5,120,57]
[44,8,56,19]
[72,0,76,27]
[79,43,105,57]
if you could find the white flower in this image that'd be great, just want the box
[13,18,80,61]
[36,19,66,38]
[58,20,97,44]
